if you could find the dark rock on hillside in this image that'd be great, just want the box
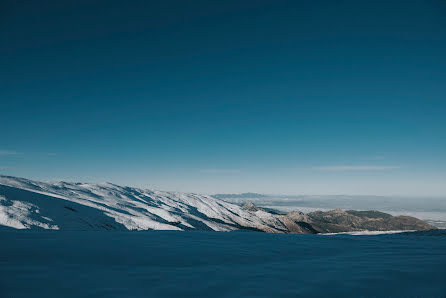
[346,210,392,219]
[287,210,310,222]
[360,215,436,231]
[242,201,260,212]
[242,202,436,234]
[303,209,436,233]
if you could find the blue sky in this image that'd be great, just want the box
[1,0,445,195]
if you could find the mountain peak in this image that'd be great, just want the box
[242,201,259,212]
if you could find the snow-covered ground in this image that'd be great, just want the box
[0,175,288,232]
[1,229,445,297]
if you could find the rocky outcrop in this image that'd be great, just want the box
[288,207,435,233]
[243,202,436,234]
[287,210,310,222]
[242,201,260,212]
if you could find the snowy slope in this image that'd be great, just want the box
[2,230,446,297]
[0,175,287,232]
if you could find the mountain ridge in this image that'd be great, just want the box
[0,175,436,233]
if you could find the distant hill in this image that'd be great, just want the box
[213,193,269,199]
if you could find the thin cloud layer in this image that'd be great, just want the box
[0,150,19,156]
[200,169,241,174]
[311,165,401,171]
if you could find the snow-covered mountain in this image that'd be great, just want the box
[0,175,288,232]
[0,175,435,233]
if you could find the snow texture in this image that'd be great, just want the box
[0,229,445,297]
[0,175,286,232]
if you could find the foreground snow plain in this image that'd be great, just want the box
[1,229,446,297]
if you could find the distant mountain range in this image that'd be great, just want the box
[0,175,436,233]
[213,193,269,199]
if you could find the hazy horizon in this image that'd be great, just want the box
[2,174,446,199]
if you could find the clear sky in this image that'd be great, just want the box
[1,0,445,195]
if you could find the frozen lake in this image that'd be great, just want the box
[1,229,446,297]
